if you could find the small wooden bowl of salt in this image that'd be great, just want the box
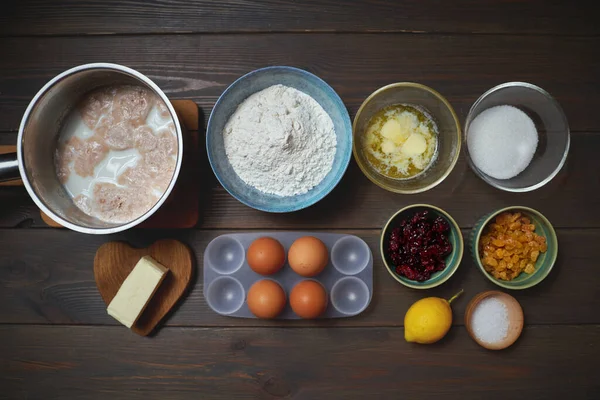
[465,291,524,350]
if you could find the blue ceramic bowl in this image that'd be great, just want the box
[380,204,464,289]
[206,66,352,212]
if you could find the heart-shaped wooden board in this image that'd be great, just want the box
[94,239,194,336]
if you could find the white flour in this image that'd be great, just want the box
[223,84,337,197]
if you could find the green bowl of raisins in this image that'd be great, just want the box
[470,206,558,290]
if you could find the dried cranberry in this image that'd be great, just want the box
[420,246,437,261]
[439,240,451,253]
[411,210,428,224]
[433,216,450,233]
[397,265,417,280]
[436,260,447,271]
[415,272,428,282]
[386,211,453,282]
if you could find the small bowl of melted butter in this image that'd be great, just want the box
[353,83,461,194]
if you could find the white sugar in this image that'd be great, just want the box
[467,105,538,180]
[470,297,509,344]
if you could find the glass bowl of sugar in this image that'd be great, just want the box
[465,82,570,192]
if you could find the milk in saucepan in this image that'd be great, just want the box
[54,85,178,224]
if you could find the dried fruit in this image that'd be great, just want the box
[479,212,547,280]
[387,211,453,282]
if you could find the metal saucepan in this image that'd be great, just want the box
[0,63,183,234]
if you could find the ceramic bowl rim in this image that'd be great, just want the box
[380,203,464,289]
[206,65,352,213]
[472,205,558,290]
[352,82,462,194]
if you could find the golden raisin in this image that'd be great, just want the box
[509,222,521,230]
[535,235,546,244]
[483,257,498,267]
[525,232,534,241]
[492,239,506,247]
[478,211,547,281]
[525,263,535,274]
[517,234,528,243]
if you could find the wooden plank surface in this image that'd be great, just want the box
[0,133,598,230]
[1,0,596,36]
[1,325,599,399]
[0,228,597,327]
[0,34,599,133]
[1,1,599,398]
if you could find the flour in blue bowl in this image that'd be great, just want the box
[223,84,337,197]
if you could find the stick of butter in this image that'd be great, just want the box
[107,256,169,328]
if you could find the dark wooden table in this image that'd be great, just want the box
[1,1,599,399]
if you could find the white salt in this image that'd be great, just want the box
[467,105,538,180]
[470,296,509,344]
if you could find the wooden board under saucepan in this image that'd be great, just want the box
[94,239,194,336]
[0,99,200,229]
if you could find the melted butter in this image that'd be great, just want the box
[362,104,438,179]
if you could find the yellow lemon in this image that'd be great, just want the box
[404,290,463,344]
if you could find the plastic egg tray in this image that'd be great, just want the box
[203,232,373,319]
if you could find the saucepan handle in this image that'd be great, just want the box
[0,152,20,182]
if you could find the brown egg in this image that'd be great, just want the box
[247,237,286,275]
[247,279,286,319]
[288,236,329,277]
[290,280,328,319]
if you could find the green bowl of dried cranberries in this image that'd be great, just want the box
[380,204,464,289]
